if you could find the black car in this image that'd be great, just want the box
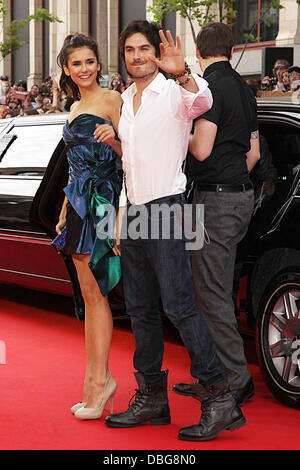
[0,113,125,321]
[236,97,300,410]
[0,101,299,410]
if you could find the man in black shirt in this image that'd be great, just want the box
[174,23,260,411]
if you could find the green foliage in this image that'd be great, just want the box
[0,2,62,60]
[147,0,290,70]
[148,0,285,45]
[148,0,236,28]
[148,0,237,43]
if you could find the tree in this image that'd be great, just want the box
[0,1,62,61]
[234,0,284,70]
[148,0,236,44]
[147,0,287,69]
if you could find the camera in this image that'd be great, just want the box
[261,76,278,91]
[269,77,278,87]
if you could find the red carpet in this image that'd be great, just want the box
[0,285,300,452]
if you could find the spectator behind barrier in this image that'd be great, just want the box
[109,73,124,93]
[289,65,300,92]
[261,59,290,91]
[1,72,68,118]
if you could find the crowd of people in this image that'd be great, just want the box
[1,56,298,121]
[0,74,74,119]
[247,59,300,97]
[0,71,134,120]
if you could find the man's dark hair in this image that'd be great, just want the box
[196,22,233,60]
[119,20,161,60]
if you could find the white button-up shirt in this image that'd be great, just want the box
[118,72,212,205]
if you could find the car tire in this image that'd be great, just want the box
[256,268,300,410]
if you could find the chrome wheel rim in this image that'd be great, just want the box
[267,286,300,390]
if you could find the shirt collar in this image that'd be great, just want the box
[146,72,167,93]
[122,72,166,102]
[203,60,231,79]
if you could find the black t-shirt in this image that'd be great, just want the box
[186,61,258,184]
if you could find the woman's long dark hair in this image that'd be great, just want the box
[57,33,102,100]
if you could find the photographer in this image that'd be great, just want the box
[261,59,289,92]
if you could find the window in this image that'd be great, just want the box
[233,0,279,45]
[0,123,64,174]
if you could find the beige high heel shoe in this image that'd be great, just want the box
[70,401,87,415]
[75,372,117,420]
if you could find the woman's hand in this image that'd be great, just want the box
[56,217,66,235]
[94,123,122,157]
[112,231,121,257]
[112,207,125,256]
[94,123,115,146]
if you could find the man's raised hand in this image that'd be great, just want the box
[148,30,185,76]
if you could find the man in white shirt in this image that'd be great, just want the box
[96,20,246,441]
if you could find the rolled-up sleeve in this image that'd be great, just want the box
[174,74,213,121]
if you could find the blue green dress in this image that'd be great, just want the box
[62,113,122,296]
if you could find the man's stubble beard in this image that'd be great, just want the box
[126,62,158,81]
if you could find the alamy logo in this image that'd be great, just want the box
[0,340,6,364]
[96,203,206,251]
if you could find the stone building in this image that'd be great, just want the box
[0,0,299,87]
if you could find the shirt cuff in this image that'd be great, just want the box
[179,73,213,120]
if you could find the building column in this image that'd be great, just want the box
[78,0,89,33]
[176,13,200,73]
[49,0,89,79]
[145,0,154,21]
[97,0,108,75]
[27,0,43,88]
[0,0,12,81]
[276,0,300,66]
[276,0,300,45]
[107,0,119,76]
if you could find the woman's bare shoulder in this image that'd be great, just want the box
[69,100,80,113]
[102,89,123,104]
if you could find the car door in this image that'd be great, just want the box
[29,117,126,320]
[0,114,85,319]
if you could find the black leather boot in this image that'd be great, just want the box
[173,377,255,407]
[173,380,201,401]
[178,379,246,441]
[105,370,171,428]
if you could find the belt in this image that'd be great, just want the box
[196,182,253,193]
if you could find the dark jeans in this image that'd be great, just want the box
[120,193,226,387]
[190,188,254,390]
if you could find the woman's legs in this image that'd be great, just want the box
[72,254,113,408]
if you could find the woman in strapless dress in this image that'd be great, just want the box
[55,33,123,420]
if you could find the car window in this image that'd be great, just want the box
[0,123,64,174]
[259,122,300,177]
[249,120,300,235]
